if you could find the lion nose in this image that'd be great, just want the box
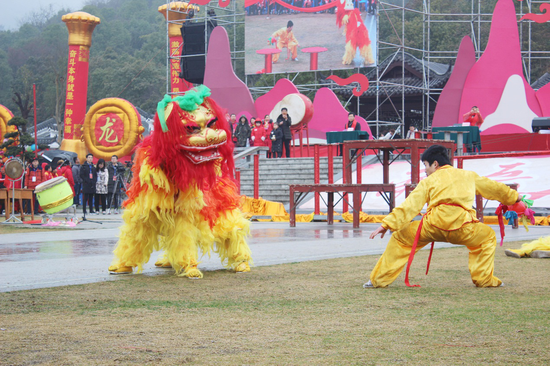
[202,128,227,142]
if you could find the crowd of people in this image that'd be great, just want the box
[231,107,293,158]
[0,154,127,217]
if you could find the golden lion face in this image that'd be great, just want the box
[167,101,228,164]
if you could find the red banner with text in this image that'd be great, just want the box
[63,45,90,139]
[170,36,191,94]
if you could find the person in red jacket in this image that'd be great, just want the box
[43,164,54,181]
[57,160,75,197]
[250,119,267,148]
[24,157,44,214]
[463,106,484,128]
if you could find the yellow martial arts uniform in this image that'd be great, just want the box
[370,165,519,288]
[505,236,550,258]
[271,27,299,63]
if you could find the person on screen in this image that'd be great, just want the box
[270,20,300,63]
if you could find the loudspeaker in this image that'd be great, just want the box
[179,22,215,84]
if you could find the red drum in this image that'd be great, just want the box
[270,93,314,130]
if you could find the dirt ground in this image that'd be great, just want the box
[1,241,550,365]
[245,11,371,74]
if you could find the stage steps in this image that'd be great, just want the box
[237,156,346,206]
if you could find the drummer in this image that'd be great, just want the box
[24,157,44,215]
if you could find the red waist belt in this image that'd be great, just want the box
[405,203,471,288]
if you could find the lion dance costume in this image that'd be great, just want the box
[336,0,374,65]
[108,86,252,278]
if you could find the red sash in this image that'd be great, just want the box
[405,202,465,287]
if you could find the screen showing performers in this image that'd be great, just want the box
[245,0,378,75]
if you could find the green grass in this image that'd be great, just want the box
[1,242,549,365]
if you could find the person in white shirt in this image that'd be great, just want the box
[406,125,417,139]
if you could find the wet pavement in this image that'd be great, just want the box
[2,214,550,292]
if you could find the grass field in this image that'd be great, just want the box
[1,241,549,365]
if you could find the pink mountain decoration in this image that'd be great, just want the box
[204,26,257,117]
[254,78,299,119]
[307,87,373,141]
[459,0,542,132]
[536,83,550,117]
[432,36,476,128]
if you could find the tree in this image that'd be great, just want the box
[0,117,35,162]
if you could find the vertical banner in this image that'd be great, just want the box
[169,36,191,93]
[63,45,90,140]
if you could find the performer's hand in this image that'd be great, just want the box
[370,225,387,239]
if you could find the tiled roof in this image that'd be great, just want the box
[322,51,452,97]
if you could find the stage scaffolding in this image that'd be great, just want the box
[163,0,245,96]
[245,0,549,138]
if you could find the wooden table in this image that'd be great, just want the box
[289,183,395,228]
[0,189,8,220]
[342,139,456,186]
[5,188,35,221]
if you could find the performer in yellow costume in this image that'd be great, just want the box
[270,20,299,63]
[367,145,521,288]
[505,237,550,258]
[108,86,252,278]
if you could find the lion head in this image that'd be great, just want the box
[138,86,236,193]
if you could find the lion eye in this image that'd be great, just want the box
[207,117,218,129]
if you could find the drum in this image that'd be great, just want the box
[35,176,74,214]
[270,93,314,130]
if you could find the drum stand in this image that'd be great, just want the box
[42,205,79,226]
[81,207,103,225]
[2,185,23,224]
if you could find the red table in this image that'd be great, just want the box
[342,139,456,186]
[301,47,328,71]
[256,48,282,74]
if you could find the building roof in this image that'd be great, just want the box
[531,72,550,89]
[322,51,452,98]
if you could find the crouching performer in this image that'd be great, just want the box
[505,237,550,259]
[366,145,521,288]
[108,86,252,278]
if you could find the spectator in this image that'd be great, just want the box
[95,159,109,214]
[234,115,252,147]
[24,157,44,214]
[107,155,126,215]
[57,160,75,198]
[229,113,237,143]
[44,165,54,181]
[251,119,267,148]
[380,129,395,140]
[406,125,417,139]
[79,153,97,216]
[463,106,484,128]
[264,114,273,158]
[72,157,82,206]
[276,107,292,158]
[270,121,284,158]
[346,112,361,131]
